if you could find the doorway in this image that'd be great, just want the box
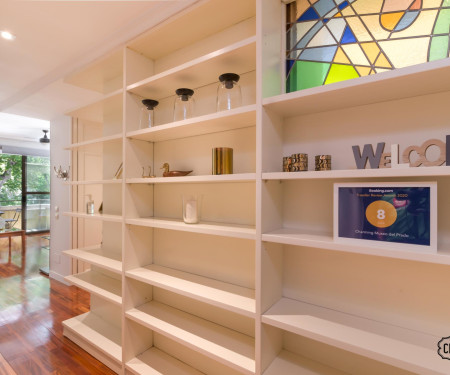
[0,153,50,274]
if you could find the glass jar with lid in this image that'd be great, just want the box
[216,73,242,111]
[139,99,159,129]
[173,88,195,121]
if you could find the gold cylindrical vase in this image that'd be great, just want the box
[212,147,233,174]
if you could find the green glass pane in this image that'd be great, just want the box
[429,35,449,60]
[443,0,450,6]
[325,64,359,85]
[433,9,450,33]
[288,61,331,92]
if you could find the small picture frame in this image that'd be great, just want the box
[333,182,437,252]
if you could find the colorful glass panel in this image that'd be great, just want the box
[286,0,450,91]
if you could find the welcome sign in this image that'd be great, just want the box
[334,182,437,252]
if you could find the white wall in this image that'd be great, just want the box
[49,115,71,283]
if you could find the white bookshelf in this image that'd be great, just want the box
[263,166,450,180]
[64,133,122,150]
[262,229,450,266]
[262,297,446,375]
[126,347,205,375]
[126,173,256,185]
[126,300,255,374]
[65,270,122,306]
[62,0,450,374]
[263,350,347,375]
[126,264,256,317]
[126,104,256,143]
[64,245,122,274]
[127,36,256,99]
[64,50,123,94]
[64,211,122,223]
[125,218,256,240]
[66,89,123,120]
[62,312,122,372]
[66,179,122,185]
[262,57,450,117]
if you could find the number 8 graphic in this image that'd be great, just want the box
[377,209,386,220]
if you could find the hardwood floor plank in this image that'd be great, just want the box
[0,353,16,375]
[0,235,116,374]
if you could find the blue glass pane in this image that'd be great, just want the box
[299,7,320,21]
[341,26,357,44]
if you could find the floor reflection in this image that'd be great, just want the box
[0,235,115,374]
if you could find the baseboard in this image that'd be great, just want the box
[49,271,70,285]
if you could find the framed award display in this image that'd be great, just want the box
[334,182,437,252]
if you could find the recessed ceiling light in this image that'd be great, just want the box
[1,31,16,40]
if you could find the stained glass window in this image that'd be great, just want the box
[286,0,450,92]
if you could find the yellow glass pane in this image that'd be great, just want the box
[334,12,342,18]
[346,17,373,42]
[379,37,430,68]
[334,47,350,64]
[360,15,391,39]
[352,0,383,15]
[361,42,380,63]
[355,66,372,76]
[381,12,404,31]
[374,53,392,68]
[341,7,355,16]
[423,0,444,7]
[390,10,437,39]
[342,44,370,65]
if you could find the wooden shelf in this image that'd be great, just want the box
[262,297,446,375]
[263,166,450,180]
[64,133,122,150]
[65,270,122,306]
[127,0,255,61]
[125,217,256,240]
[126,264,255,317]
[62,312,122,364]
[126,301,255,374]
[263,57,450,118]
[65,90,123,122]
[63,246,122,274]
[262,229,450,266]
[64,50,123,94]
[64,212,122,223]
[127,37,256,99]
[126,104,256,143]
[127,173,256,184]
[264,350,346,375]
[66,179,122,185]
[126,347,204,375]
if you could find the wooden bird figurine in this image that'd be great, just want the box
[161,163,192,177]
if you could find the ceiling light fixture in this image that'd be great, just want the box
[1,31,16,40]
[39,130,50,143]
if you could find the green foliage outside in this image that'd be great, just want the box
[26,156,50,193]
[0,154,50,206]
[0,154,22,206]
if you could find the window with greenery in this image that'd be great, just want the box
[0,154,22,207]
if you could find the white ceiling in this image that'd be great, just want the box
[0,0,195,121]
[0,112,50,155]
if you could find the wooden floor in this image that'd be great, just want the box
[0,234,116,375]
